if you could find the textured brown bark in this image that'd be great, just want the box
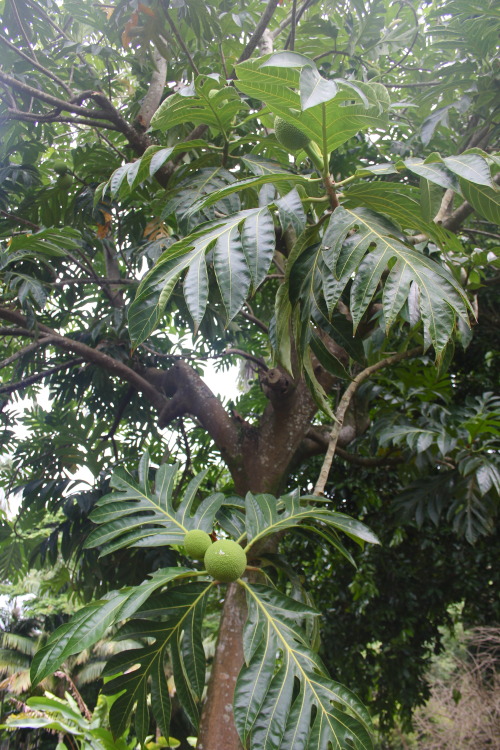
[196,583,247,750]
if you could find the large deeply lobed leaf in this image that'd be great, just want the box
[85,457,223,556]
[234,582,374,750]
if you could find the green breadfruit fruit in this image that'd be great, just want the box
[274,116,310,152]
[56,173,73,189]
[52,160,69,175]
[204,539,247,582]
[183,529,213,560]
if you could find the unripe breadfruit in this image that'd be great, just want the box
[183,529,213,560]
[52,160,69,175]
[204,539,247,582]
[274,116,310,152]
[57,173,73,188]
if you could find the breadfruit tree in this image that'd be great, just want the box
[0,0,499,748]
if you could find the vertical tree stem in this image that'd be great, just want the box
[322,105,339,209]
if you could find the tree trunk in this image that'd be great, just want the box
[149,358,361,748]
[196,583,247,750]
[189,360,355,747]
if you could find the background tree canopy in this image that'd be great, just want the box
[0,0,499,747]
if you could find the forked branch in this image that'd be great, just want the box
[236,0,281,64]
[314,347,423,495]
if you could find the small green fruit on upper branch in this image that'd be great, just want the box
[204,539,247,582]
[274,116,325,171]
[183,529,213,560]
[274,116,310,152]
[56,173,73,189]
[52,160,69,175]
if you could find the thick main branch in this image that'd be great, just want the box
[147,361,243,471]
[0,308,166,411]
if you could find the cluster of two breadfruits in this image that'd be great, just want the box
[183,529,247,582]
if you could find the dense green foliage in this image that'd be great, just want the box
[0,0,498,746]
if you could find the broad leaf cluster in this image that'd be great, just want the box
[30,457,379,747]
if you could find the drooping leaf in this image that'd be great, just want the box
[404,156,459,191]
[320,206,471,353]
[419,177,443,223]
[241,490,379,551]
[241,206,275,289]
[234,581,374,750]
[299,65,338,110]
[129,208,277,345]
[342,182,440,240]
[1,228,82,269]
[241,153,296,176]
[30,567,191,686]
[214,224,251,321]
[97,141,209,201]
[102,581,213,741]
[442,153,495,187]
[162,166,239,232]
[184,173,312,218]
[459,179,500,223]
[276,188,307,236]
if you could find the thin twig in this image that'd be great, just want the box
[3,110,120,130]
[54,672,91,721]
[173,418,193,501]
[240,308,269,334]
[462,228,500,240]
[10,0,38,62]
[0,209,40,230]
[384,80,442,88]
[102,385,135,441]
[225,348,269,371]
[160,3,200,76]
[219,43,229,80]
[23,0,101,87]
[63,250,119,305]
[94,129,128,160]
[306,427,403,466]
[0,336,57,371]
[51,277,136,287]
[0,327,33,337]
[335,445,404,466]
[383,3,420,77]
[313,49,369,68]
[0,71,108,118]
[0,33,73,96]
[314,347,423,495]
[0,307,167,410]
[0,358,85,396]
[271,0,314,40]
[285,0,297,51]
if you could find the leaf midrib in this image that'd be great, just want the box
[239,580,362,748]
